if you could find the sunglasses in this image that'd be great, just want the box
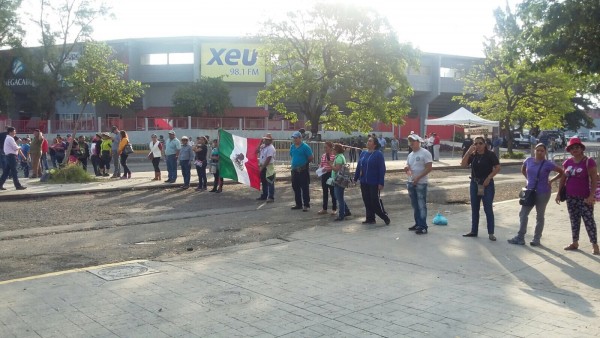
[474,142,484,145]
[569,145,582,150]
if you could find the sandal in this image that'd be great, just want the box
[564,243,579,251]
[317,209,328,215]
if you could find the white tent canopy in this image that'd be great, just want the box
[425,107,499,127]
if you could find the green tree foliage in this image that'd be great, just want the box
[62,41,144,163]
[518,0,600,81]
[455,8,575,153]
[172,77,232,117]
[29,0,111,119]
[0,0,23,47]
[257,3,418,135]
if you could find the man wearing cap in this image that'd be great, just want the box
[110,126,121,178]
[405,134,433,234]
[178,136,194,189]
[164,130,181,183]
[257,133,276,202]
[29,129,44,178]
[290,131,313,211]
[0,127,27,190]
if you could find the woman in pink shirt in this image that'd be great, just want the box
[556,138,598,255]
[318,141,337,215]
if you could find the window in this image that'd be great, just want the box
[141,53,194,65]
[168,53,194,64]
[141,53,168,65]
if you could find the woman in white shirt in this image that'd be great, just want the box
[148,134,163,181]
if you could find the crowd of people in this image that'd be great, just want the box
[1,125,598,255]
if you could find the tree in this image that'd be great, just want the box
[0,0,23,48]
[62,41,144,164]
[257,3,418,135]
[518,0,600,84]
[30,0,111,119]
[455,8,575,153]
[171,77,232,117]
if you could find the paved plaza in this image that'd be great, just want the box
[0,156,599,337]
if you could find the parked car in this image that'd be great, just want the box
[513,132,531,148]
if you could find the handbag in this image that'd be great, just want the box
[209,162,218,174]
[559,185,567,202]
[124,143,134,155]
[194,159,204,167]
[519,160,544,206]
[147,152,154,160]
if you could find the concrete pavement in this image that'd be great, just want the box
[1,157,599,337]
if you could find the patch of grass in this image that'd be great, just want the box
[47,164,95,184]
[501,152,526,159]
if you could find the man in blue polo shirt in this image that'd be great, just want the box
[290,131,313,211]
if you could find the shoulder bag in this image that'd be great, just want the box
[519,160,544,206]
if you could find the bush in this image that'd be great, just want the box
[501,152,526,159]
[453,132,464,142]
[47,164,95,184]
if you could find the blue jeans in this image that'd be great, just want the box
[41,153,49,171]
[470,180,495,235]
[166,154,177,181]
[0,151,6,175]
[407,182,428,229]
[180,160,191,186]
[391,150,398,161]
[334,184,349,219]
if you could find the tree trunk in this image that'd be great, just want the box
[61,103,88,166]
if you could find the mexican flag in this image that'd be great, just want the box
[218,129,262,190]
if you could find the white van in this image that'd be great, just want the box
[589,130,600,141]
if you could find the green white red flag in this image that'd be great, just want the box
[218,129,262,190]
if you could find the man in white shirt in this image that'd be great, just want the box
[257,133,276,202]
[405,134,432,234]
[0,127,27,190]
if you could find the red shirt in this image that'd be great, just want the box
[433,136,440,145]
[41,138,49,153]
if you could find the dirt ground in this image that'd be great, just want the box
[0,167,536,281]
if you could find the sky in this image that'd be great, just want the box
[20,0,521,58]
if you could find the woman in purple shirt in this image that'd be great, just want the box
[508,143,563,246]
[556,138,599,255]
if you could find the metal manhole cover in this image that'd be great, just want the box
[201,291,252,306]
[87,262,159,281]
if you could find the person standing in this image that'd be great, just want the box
[508,143,564,246]
[256,133,276,202]
[461,136,501,241]
[354,137,390,225]
[149,134,163,181]
[390,137,399,161]
[29,129,43,178]
[99,133,112,177]
[20,137,31,178]
[118,130,132,179]
[427,134,435,157]
[405,134,433,234]
[51,136,66,167]
[110,126,121,178]
[378,134,386,159]
[317,141,337,215]
[432,133,440,161]
[209,139,223,193]
[90,133,102,176]
[331,144,351,221]
[193,136,207,190]
[77,135,90,171]
[164,130,181,183]
[0,127,27,190]
[290,131,313,211]
[178,136,194,189]
[461,134,473,158]
[556,138,599,255]
[41,134,49,171]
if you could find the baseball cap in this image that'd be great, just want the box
[168,130,175,135]
[291,131,302,139]
[408,134,422,142]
